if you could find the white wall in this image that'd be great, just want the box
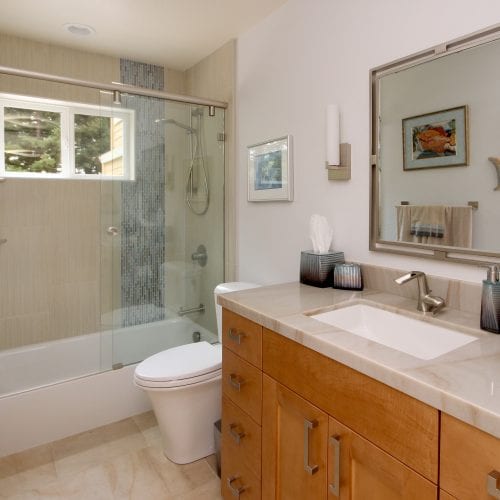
[236,0,500,286]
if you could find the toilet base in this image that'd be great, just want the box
[146,375,222,465]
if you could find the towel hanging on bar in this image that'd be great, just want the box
[396,205,472,248]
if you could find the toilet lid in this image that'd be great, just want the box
[134,341,221,383]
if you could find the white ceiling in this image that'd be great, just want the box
[0,0,288,71]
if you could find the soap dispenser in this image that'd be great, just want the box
[480,264,500,334]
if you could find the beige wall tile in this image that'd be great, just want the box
[0,313,50,350]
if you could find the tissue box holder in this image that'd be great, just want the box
[300,250,345,288]
[333,263,363,291]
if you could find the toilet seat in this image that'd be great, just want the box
[134,341,221,389]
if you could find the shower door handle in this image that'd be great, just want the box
[107,226,119,236]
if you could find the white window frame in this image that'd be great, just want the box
[0,92,135,180]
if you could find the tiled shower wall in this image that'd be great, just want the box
[0,35,120,350]
[119,60,166,327]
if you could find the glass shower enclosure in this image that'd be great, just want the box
[0,69,225,396]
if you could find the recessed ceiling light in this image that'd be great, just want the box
[63,23,96,37]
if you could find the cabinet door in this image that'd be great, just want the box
[327,417,437,500]
[262,374,328,499]
[441,413,500,499]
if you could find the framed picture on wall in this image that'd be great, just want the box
[247,135,293,201]
[402,105,468,170]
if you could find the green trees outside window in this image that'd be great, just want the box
[4,107,61,173]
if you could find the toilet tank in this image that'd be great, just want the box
[214,282,261,343]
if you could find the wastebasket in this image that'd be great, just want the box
[214,419,221,477]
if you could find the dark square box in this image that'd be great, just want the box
[300,250,345,288]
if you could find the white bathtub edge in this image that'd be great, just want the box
[0,364,151,457]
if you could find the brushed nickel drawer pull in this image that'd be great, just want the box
[229,373,245,391]
[229,423,246,444]
[227,476,246,498]
[487,470,500,498]
[228,328,244,344]
[303,418,319,475]
[328,435,341,496]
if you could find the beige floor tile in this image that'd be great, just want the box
[102,447,171,500]
[131,411,157,432]
[0,444,57,498]
[144,448,218,497]
[2,414,221,500]
[51,418,147,478]
[172,476,222,500]
[5,465,113,499]
[141,426,163,450]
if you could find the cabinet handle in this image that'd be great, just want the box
[229,423,246,444]
[227,475,246,498]
[487,470,500,498]
[229,373,245,391]
[328,435,341,497]
[303,418,319,475]
[228,328,244,344]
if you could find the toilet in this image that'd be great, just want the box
[134,281,260,464]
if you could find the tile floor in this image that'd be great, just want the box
[0,412,222,499]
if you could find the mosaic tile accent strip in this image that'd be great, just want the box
[120,60,165,327]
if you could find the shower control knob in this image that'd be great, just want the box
[107,226,119,236]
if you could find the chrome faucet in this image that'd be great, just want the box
[394,271,445,316]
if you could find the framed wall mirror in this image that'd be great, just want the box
[370,24,500,265]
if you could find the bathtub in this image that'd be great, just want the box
[0,310,217,457]
[0,311,216,397]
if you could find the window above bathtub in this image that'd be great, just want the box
[0,93,135,180]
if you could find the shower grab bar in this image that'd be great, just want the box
[177,303,205,316]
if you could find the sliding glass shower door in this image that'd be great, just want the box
[0,69,225,397]
[101,93,225,369]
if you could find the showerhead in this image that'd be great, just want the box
[155,118,196,133]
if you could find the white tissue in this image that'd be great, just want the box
[309,214,333,254]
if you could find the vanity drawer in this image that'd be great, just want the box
[262,328,439,483]
[221,458,261,500]
[222,395,261,478]
[441,413,500,499]
[222,309,262,368]
[222,347,262,424]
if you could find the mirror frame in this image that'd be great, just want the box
[370,23,500,266]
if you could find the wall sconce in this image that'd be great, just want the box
[326,104,351,180]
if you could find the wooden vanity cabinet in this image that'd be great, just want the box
[221,310,263,500]
[221,308,500,500]
[440,413,500,500]
[262,328,439,484]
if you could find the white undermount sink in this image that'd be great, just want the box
[310,303,476,360]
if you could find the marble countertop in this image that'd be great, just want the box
[218,282,500,438]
